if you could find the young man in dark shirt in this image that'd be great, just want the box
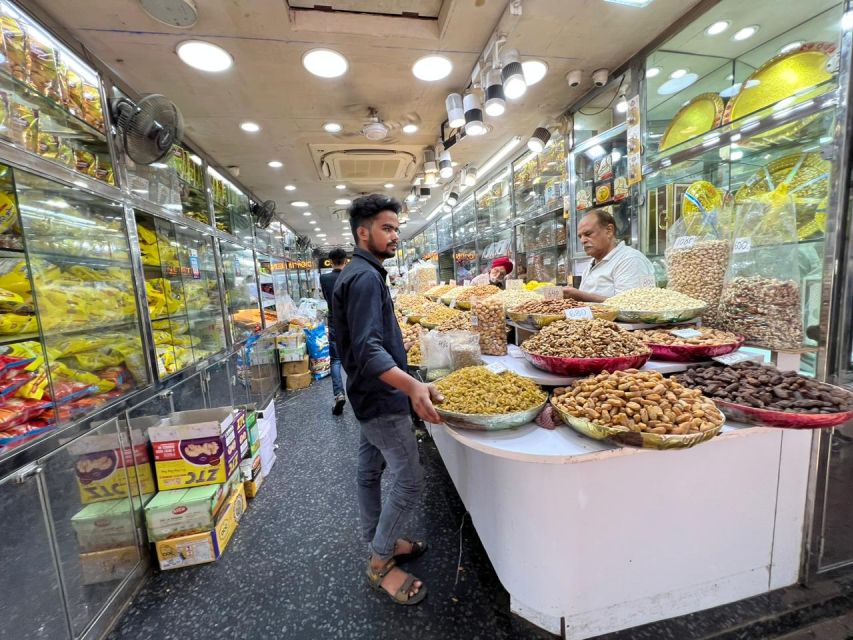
[320,248,348,415]
[332,194,442,606]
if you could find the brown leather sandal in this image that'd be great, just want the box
[366,557,428,606]
[394,537,428,564]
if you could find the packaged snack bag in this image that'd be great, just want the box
[0,16,27,83]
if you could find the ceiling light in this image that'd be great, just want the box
[732,25,759,41]
[419,187,431,201]
[317,233,327,237]
[527,127,551,154]
[423,149,437,174]
[334,184,346,191]
[268,160,282,168]
[501,49,527,100]
[285,184,296,191]
[843,11,853,31]
[585,144,607,160]
[484,68,506,117]
[705,20,730,36]
[402,123,419,134]
[240,121,260,133]
[314,227,321,231]
[521,60,548,86]
[463,92,486,136]
[463,166,478,187]
[615,98,628,113]
[323,122,343,133]
[657,73,698,95]
[302,48,348,78]
[291,201,309,207]
[303,211,312,216]
[780,41,803,54]
[423,172,438,186]
[384,183,394,189]
[603,0,654,6]
[646,67,661,78]
[670,69,688,79]
[412,55,452,81]
[406,188,418,203]
[447,190,459,207]
[308,219,316,224]
[335,198,352,206]
[471,136,521,184]
[176,40,233,72]
[446,93,465,129]
[439,150,453,179]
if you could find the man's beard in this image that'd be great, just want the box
[368,234,397,259]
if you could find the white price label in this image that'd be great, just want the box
[486,362,507,375]
[672,235,697,251]
[507,345,525,359]
[542,286,563,300]
[450,299,457,309]
[671,328,702,338]
[732,237,752,254]
[639,275,656,288]
[470,315,479,327]
[712,351,754,366]
[506,279,523,290]
[565,306,594,320]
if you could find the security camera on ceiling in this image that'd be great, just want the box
[592,68,610,88]
[566,70,582,88]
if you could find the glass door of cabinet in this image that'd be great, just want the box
[208,168,252,241]
[512,138,568,222]
[452,196,476,246]
[453,243,477,284]
[219,240,261,342]
[477,168,513,234]
[436,212,453,251]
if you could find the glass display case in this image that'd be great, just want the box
[512,138,568,222]
[0,2,113,185]
[219,239,261,342]
[436,211,453,250]
[453,243,477,284]
[209,167,252,241]
[438,250,455,285]
[254,228,291,325]
[452,195,477,245]
[477,168,513,233]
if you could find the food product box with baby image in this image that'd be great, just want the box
[148,408,242,491]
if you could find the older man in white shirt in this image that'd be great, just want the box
[563,210,654,302]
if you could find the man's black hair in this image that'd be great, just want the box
[348,194,402,241]
[329,247,348,265]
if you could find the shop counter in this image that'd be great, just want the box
[426,420,812,638]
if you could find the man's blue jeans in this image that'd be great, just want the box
[328,325,344,397]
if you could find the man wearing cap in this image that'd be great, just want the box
[470,256,514,288]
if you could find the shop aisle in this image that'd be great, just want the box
[108,378,552,640]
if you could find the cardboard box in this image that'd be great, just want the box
[245,411,260,457]
[155,483,246,570]
[276,332,304,350]
[233,409,249,459]
[286,371,312,391]
[282,355,310,376]
[80,546,139,585]
[244,472,264,498]
[144,471,240,542]
[260,449,277,478]
[67,427,157,505]
[148,408,240,490]
[257,402,277,446]
[240,451,263,498]
[279,345,307,362]
[71,499,137,553]
[250,374,277,397]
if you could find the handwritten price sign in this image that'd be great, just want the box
[565,307,594,320]
[672,236,697,251]
[671,328,702,338]
[732,237,752,254]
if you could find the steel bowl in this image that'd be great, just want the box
[614,305,707,325]
[646,338,744,362]
[551,398,723,449]
[419,319,439,330]
[714,398,853,430]
[506,304,619,329]
[456,300,472,310]
[436,400,547,431]
[406,314,424,324]
[522,349,650,377]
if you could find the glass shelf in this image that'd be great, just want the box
[512,138,568,222]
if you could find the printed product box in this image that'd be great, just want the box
[155,483,246,570]
[276,332,304,350]
[71,499,137,553]
[257,401,277,445]
[286,371,311,391]
[232,409,249,459]
[80,546,139,585]
[245,410,260,457]
[240,451,263,498]
[144,470,240,542]
[67,425,157,505]
[282,355,310,376]
[279,345,306,363]
[148,408,240,491]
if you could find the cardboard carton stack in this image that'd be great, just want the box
[277,332,311,391]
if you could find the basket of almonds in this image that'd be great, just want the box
[551,369,725,449]
[633,326,744,362]
[507,298,618,329]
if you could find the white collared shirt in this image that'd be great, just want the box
[579,241,655,299]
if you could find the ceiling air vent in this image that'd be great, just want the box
[317,149,416,184]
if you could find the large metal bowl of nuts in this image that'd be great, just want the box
[634,327,745,362]
[648,340,743,362]
[436,401,547,431]
[614,305,707,325]
[524,350,651,376]
[713,399,853,429]
[507,303,619,329]
[606,287,708,325]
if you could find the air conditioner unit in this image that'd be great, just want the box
[310,145,417,184]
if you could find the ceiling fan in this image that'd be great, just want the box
[329,106,421,143]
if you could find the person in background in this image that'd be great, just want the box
[332,194,443,606]
[470,256,513,287]
[563,209,654,302]
[320,248,348,415]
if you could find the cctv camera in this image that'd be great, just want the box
[592,68,609,87]
[566,70,582,88]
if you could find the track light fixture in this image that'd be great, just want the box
[419,186,431,201]
[439,149,453,179]
[527,127,551,153]
[423,172,438,186]
[501,48,527,100]
[423,149,437,174]
[463,92,486,136]
[447,188,459,207]
[463,165,477,187]
[446,93,465,129]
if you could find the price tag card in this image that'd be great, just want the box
[486,362,507,375]
[542,286,563,300]
[639,275,656,288]
[505,279,523,290]
[507,344,525,359]
[671,328,702,338]
[450,299,457,309]
[470,315,479,327]
[712,351,755,366]
[565,306,594,320]
[189,249,201,279]
[672,235,697,251]
[732,237,752,254]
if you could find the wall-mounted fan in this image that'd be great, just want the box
[111,94,184,164]
[295,235,312,250]
[251,200,276,228]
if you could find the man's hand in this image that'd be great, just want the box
[563,286,581,300]
[403,338,414,353]
[409,381,443,424]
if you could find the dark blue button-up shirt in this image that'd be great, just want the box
[332,248,408,421]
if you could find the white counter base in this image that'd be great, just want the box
[428,421,812,638]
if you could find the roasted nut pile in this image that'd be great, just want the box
[412,268,437,294]
[485,289,543,310]
[441,286,466,302]
[509,298,588,315]
[425,283,457,299]
[407,342,423,366]
[634,326,742,346]
[666,240,729,325]
[607,287,706,311]
[422,305,462,327]
[449,342,483,369]
[553,369,724,435]
[435,366,547,414]
[456,284,501,304]
[472,296,507,355]
[398,319,422,346]
[435,311,473,332]
[676,362,853,414]
[718,276,803,350]
[395,294,434,315]
[522,319,649,358]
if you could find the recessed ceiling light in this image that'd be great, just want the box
[402,123,419,134]
[336,184,346,190]
[780,41,803,54]
[705,20,730,36]
[323,122,343,133]
[670,68,688,79]
[412,55,452,81]
[733,25,759,41]
[646,66,661,78]
[521,60,548,86]
[317,233,327,237]
[658,73,699,95]
[323,241,329,245]
[240,121,260,133]
[268,160,283,168]
[308,219,316,224]
[285,184,296,191]
[303,211,311,216]
[291,201,309,207]
[335,198,352,206]
[384,183,394,189]
[314,227,321,231]
[177,40,233,73]
[302,48,348,78]
[603,0,654,5]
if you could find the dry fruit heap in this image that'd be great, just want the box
[422,305,462,327]
[456,284,501,304]
[395,294,436,316]
[523,319,649,358]
[606,287,706,311]
[434,311,473,332]
[634,326,742,346]
[424,283,457,299]
[676,362,853,414]
[553,369,724,435]
[407,342,423,366]
[485,289,543,310]
[435,366,547,415]
[509,298,589,315]
[717,276,802,350]
[666,240,729,324]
